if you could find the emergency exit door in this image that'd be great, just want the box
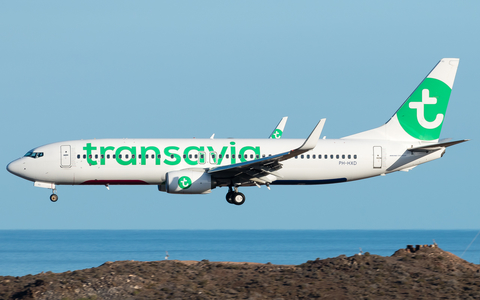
[60,145,71,167]
[373,146,382,168]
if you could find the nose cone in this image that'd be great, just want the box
[7,159,23,177]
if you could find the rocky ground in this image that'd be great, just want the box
[1,246,479,299]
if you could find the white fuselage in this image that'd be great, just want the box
[7,138,444,188]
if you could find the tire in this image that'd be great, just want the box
[232,192,245,205]
[226,191,234,204]
[50,194,58,202]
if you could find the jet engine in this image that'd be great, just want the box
[164,169,215,194]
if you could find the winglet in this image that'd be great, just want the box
[269,117,288,139]
[298,119,326,151]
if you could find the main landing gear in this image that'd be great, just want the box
[226,186,245,205]
[50,190,58,202]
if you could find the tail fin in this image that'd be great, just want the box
[344,58,459,142]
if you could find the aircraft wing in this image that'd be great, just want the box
[209,119,325,185]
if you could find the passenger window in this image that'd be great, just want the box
[101,155,104,159]
[226,154,229,159]
[195,154,198,159]
[262,154,265,158]
[95,154,98,159]
[336,155,339,159]
[125,155,129,159]
[244,154,247,159]
[330,155,333,159]
[183,154,186,159]
[83,154,86,159]
[219,154,223,159]
[89,155,92,159]
[170,155,174,159]
[113,154,116,159]
[348,155,351,159]
[119,155,122,159]
[354,155,357,159]
[342,155,345,159]
[312,154,316,159]
[200,154,204,159]
[250,154,253,159]
[319,155,322,159]
[301,155,304,159]
[107,154,110,159]
[157,154,161,158]
[295,156,298,159]
[307,155,310,159]
[77,154,80,159]
[132,155,135,159]
[238,155,241,159]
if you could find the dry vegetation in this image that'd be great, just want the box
[1,246,479,299]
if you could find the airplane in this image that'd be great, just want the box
[7,58,468,205]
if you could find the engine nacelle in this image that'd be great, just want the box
[165,169,215,194]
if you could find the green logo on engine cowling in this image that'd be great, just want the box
[397,78,451,141]
[271,129,283,139]
[178,176,192,189]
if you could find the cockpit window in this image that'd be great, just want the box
[24,151,44,158]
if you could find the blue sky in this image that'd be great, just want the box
[1,1,479,229]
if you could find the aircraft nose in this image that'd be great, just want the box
[6,159,23,176]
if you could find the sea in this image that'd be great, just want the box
[1,230,479,277]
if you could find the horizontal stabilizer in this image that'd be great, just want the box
[408,139,469,152]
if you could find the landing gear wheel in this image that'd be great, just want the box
[50,194,58,202]
[226,191,234,204]
[231,192,245,206]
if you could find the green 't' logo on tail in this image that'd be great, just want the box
[271,129,283,139]
[397,78,452,141]
[178,176,192,189]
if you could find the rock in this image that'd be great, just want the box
[0,247,478,299]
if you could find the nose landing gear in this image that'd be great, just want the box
[226,186,246,205]
[50,189,58,202]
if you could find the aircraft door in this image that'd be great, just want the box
[60,145,71,168]
[373,146,382,168]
